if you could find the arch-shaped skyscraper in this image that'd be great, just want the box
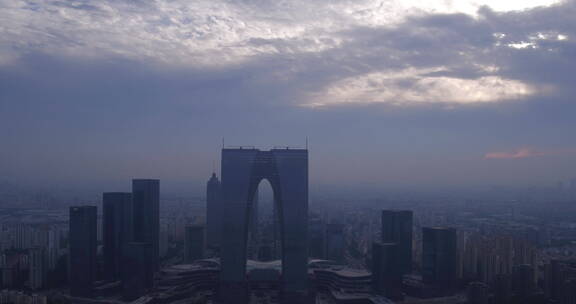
[218,148,308,304]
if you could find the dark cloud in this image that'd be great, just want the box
[1,0,575,190]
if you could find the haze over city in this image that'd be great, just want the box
[4,1,576,304]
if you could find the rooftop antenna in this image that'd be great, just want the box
[306,136,309,150]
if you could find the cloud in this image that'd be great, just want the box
[1,0,576,187]
[484,147,576,159]
[304,67,534,107]
[0,0,564,67]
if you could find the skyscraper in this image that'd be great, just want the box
[422,227,457,294]
[381,210,413,275]
[184,225,205,263]
[122,242,154,301]
[103,192,133,280]
[219,148,308,304]
[372,242,403,300]
[69,206,97,297]
[132,179,160,271]
[206,173,222,250]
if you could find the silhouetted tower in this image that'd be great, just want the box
[422,227,457,294]
[69,206,97,297]
[122,242,154,301]
[372,242,403,300]
[219,148,308,304]
[103,192,133,280]
[206,173,222,250]
[132,179,160,271]
[381,210,413,275]
[184,225,205,263]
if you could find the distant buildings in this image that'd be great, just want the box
[308,214,326,259]
[69,206,97,297]
[422,227,457,295]
[460,233,538,285]
[325,223,345,264]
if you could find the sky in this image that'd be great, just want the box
[1,0,575,192]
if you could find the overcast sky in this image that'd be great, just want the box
[1,0,575,192]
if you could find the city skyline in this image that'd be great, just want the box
[1,0,576,303]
